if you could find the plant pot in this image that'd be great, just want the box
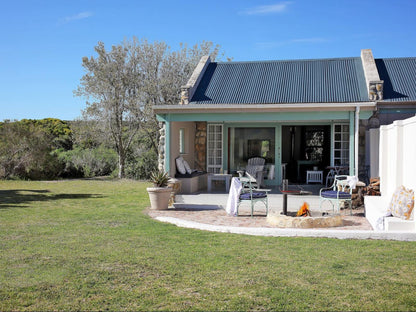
[147,187,172,210]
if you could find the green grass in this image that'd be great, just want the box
[1,179,416,311]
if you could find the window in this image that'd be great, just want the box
[207,124,223,173]
[229,127,275,171]
[179,128,185,154]
[333,124,349,166]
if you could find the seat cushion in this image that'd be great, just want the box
[321,190,351,199]
[240,192,267,200]
[175,171,205,178]
[388,185,414,220]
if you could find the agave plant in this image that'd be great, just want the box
[150,170,170,187]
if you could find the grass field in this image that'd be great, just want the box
[1,179,416,311]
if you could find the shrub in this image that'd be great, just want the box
[125,148,157,180]
[56,145,117,178]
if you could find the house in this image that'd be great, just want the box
[153,49,416,191]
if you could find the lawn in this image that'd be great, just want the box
[1,179,416,311]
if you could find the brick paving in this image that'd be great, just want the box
[147,206,373,231]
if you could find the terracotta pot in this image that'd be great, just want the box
[147,187,172,210]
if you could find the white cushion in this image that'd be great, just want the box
[183,160,192,174]
[175,157,186,174]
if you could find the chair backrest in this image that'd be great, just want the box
[239,173,260,195]
[247,157,265,167]
[334,175,353,194]
[246,158,265,175]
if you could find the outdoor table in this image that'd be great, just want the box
[208,173,232,192]
[280,189,312,215]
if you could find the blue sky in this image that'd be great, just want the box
[1,0,416,121]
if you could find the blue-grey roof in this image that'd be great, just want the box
[376,57,416,102]
[190,57,369,104]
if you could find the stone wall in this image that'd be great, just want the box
[194,122,207,171]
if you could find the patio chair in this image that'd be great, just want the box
[239,157,265,187]
[319,175,354,215]
[237,173,270,217]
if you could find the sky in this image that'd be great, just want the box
[1,0,416,121]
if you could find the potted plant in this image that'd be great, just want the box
[147,170,172,210]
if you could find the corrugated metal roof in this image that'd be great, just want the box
[376,57,416,102]
[190,57,369,105]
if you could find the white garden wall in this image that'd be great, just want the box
[379,115,416,196]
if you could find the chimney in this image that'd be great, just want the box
[180,55,211,105]
[361,49,383,101]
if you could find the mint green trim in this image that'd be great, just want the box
[165,121,170,174]
[360,110,373,119]
[330,124,334,166]
[275,125,282,185]
[349,112,355,175]
[379,108,416,114]
[161,111,353,122]
[223,124,228,171]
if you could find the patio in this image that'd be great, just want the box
[147,183,416,241]
[148,184,371,229]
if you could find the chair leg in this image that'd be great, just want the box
[266,198,268,216]
[251,200,254,217]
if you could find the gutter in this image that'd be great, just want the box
[153,102,376,114]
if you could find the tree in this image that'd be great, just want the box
[75,37,222,178]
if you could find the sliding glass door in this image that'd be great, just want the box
[228,127,276,181]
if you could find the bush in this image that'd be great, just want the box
[125,148,157,180]
[56,146,117,178]
[0,121,64,180]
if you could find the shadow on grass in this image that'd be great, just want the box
[0,189,104,209]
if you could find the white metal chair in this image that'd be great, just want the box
[319,175,353,215]
[237,173,270,217]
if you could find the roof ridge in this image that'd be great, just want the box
[216,57,360,65]
[376,56,416,61]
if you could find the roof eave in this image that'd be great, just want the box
[153,102,376,114]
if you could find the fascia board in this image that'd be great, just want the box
[153,102,376,114]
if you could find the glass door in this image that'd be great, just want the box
[207,124,223,173]
[229,127,276,183]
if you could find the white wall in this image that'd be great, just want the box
[379,115,416,196]
[366,128,380,178]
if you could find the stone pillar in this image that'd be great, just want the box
[180,87,189,105]
[158,122,166,171]
[194,122,207,171]
[360,49,383,100]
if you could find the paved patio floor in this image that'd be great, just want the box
[147,185,416,241]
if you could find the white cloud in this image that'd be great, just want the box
[61,11,93,24]
[240,2,292,15]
